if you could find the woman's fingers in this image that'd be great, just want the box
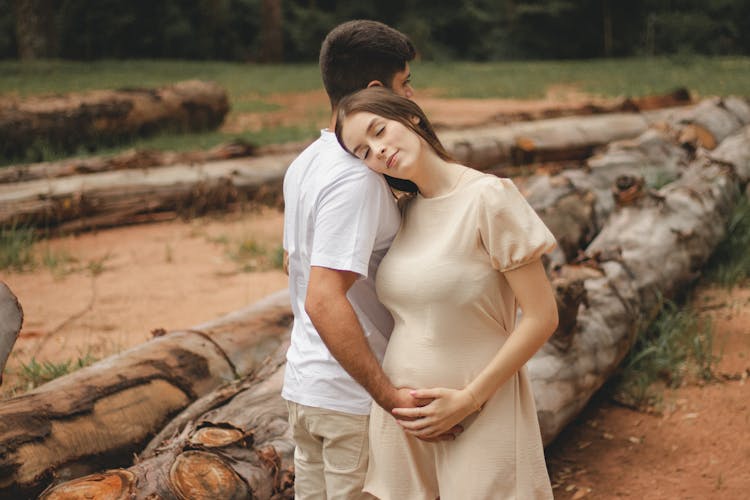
[409,388,443,399]
[396,416,433,431]
[391,406,423,418]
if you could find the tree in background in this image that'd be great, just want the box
[258,0,283,62]
[12,0,58,59]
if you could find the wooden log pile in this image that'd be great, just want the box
[0,80,230,160]
[1,96,749,498]
[0,291,292,498]
[0,103,699,233]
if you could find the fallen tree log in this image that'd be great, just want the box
[0,283,23,386]
[664,96,750,150]
[0,141,258,184]
[438,105,694,170]
[517,129,688,265]
[0,291,292,498]
[40,341,294,500]
[530,135,748,443]
[0,153,295,232]
[0,80,230,160]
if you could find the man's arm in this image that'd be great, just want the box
[305,266,414,413]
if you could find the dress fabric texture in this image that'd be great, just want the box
[363,171,556,500]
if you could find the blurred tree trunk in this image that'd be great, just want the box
[258,0,283,62]
[13,0,57,59]
[602,0,612,56]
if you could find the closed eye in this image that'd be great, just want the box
[362,147,370,160]
[375,126,384,136]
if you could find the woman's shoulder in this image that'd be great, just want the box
[462,171,520,203]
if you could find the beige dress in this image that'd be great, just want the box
[364,171,556,500]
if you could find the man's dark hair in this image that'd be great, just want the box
[320,20,416,109]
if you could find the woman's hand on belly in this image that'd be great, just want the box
[391,387,479,440]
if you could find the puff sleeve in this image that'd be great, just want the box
[477,177,557,272]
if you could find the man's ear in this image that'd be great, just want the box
[366,80,385,88]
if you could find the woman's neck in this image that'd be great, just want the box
[412,152,465,198]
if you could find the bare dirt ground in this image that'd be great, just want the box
[2,89,749,498]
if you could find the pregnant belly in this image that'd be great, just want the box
[381,327,504,389]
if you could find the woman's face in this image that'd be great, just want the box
[341,111,423,180]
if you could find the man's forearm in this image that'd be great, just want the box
[306,291,398,410]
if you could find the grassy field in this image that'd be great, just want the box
[2,56,749,98]
[1,56,749,164]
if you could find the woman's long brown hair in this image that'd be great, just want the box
[335,87,453,193]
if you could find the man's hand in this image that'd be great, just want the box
[391,388,475,440]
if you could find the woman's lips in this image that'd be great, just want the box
[387,152,398,169]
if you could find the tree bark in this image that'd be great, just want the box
[0,80,229,160]
[0,153,295,232]
[0,291,292,498]
[258,0,284,63]
[531,127,750,442]
[0,283,23,386]
[13,0,57,60]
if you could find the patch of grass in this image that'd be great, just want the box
[612,300,717,409]
[86,253,111,276]
[703,195,750,288]
[0,225,36,271]
[41,246,77,277]
[17,352,98,390]
[213,235,285,272]
[232,98,283,113]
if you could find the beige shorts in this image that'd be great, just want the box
[286,401,375,500]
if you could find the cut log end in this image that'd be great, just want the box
[39,470,135,500]
[170,450,250,500]
[189,427,247,448]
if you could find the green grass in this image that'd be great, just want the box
[17,352,98,390]
[612,300,717,409]
[2,57,748,99]
[0,225,36,271]
[703,195,750,288]
[413,57,750,99]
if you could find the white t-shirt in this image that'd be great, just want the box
[282,130,401,415]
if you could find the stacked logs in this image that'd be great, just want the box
[0,102,697,233]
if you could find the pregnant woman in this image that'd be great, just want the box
[335,87,558,500]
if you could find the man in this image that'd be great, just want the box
[282,20,417,499]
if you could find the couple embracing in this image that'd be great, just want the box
[282,20,558,500]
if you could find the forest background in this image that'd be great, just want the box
[3,0,750,62]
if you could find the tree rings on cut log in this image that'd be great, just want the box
[170,450,250,500]
[40,470,135,500]
[189,427,246,448]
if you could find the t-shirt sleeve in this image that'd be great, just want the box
[477,177,557,272]
[310,171,387,278]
